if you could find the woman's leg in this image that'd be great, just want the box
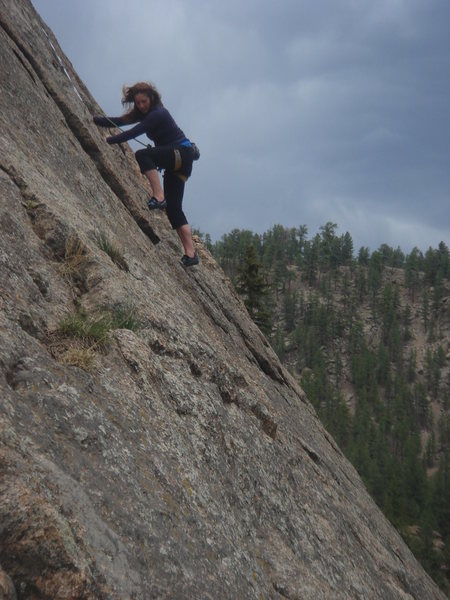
[144,169,164,202]
[164,172,197,260]
[135,149,166,202]
[176,223,196,259]
[137,147,198,262]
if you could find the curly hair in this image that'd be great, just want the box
[121,82,162,122]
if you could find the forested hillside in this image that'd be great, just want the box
[198,223,450,592]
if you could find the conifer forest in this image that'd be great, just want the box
[197,223,450,592]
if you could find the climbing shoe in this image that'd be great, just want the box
[147,197,166,210]
[181,252,199,267]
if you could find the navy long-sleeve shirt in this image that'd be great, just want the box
[94,104,186,147]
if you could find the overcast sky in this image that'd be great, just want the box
[31,0,449,253]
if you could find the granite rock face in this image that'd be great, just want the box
[0,1,446,598]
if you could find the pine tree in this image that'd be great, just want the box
[296,225,309,267]
[341,232,354,267]
[283,291,297,333]
[405,247,423,302]
[421,290,430,332]
[402,304,413,341]
[236,244,272,335]
[407,349,417,383]
[368,250,383,303]
[358,246,370,266]
[272,327,286,361]
[424,431,436,468]
[303,235,320,285]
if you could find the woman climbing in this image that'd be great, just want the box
[93,81,199,266]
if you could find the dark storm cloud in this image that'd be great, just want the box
[32,0,450,252]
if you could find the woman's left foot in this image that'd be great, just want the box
[181,252,199,267]
[147,197,166,210]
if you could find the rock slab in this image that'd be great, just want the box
[0,1,446,598]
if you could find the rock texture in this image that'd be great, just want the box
[0,1,446,598]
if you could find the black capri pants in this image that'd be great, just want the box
[135,145,194,230]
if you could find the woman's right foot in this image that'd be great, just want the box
[147,197,166,210]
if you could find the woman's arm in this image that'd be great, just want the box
[105,110,158,145]
[93,115,127,128]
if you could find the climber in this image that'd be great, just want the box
[93,81,199,267]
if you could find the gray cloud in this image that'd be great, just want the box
[32,0,450,252]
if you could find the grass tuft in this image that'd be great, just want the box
[109,303,142,332]
[58,311,111,344]
[60,347,96,371]
[23,199,41,210]
[58,304,142,347]
[96,231,128,271]
[59,236,87,282]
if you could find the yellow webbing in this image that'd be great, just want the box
[174,149,182,171]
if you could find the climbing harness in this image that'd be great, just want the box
[173,148,182,171]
